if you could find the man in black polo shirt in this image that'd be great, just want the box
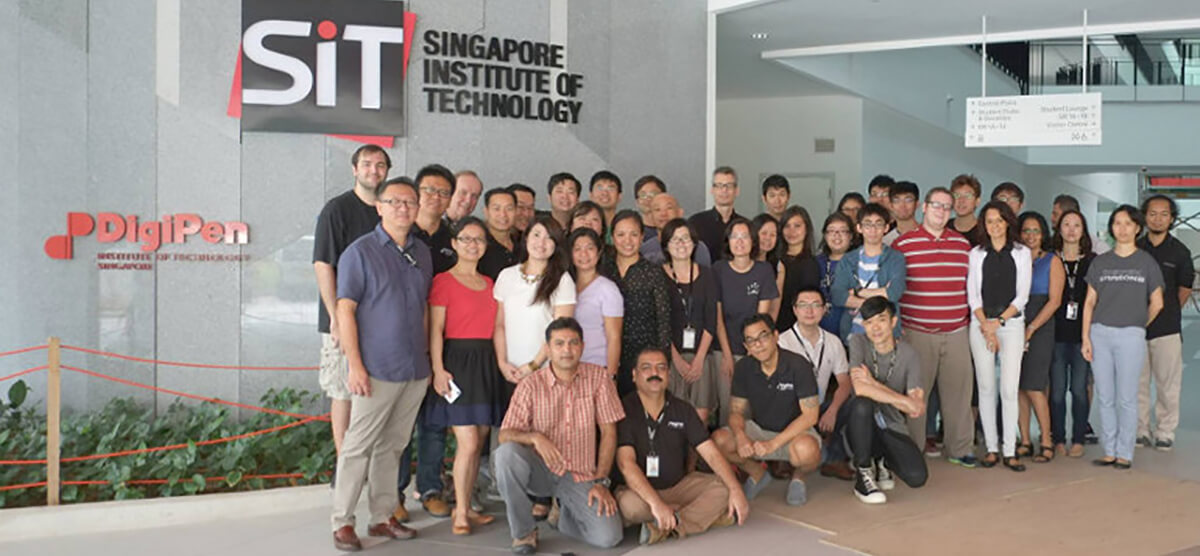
[1137,194,1194,451]
[711,314,821,507]
[688,166,742,261]
[615,348,749,546]
[478,187,520,280]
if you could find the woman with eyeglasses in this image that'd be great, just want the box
[831,203,906,343]
[776,206,822,333]
[1050,209,1095,458]
[610,210,674,397]
[1082,205,1164,469]
[423,217,502,535]
[1015,212,1064,464]
[568,227,623,379]
[713,216,780,424]
[661,217,720,422]
[751,213,780,269]
[968,201,1031,472]
[837,192,866,223]
[818,212,856,336]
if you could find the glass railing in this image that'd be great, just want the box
[1029,37,1200,100]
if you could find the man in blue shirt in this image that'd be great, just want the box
[331,178,433,552]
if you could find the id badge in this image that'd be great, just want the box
[646,455,660,478]
[682,326,697,350]
[1065,301,1079,321]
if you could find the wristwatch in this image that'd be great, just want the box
[998,316,1007,326]
[592,477,612,488]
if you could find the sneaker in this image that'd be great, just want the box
[785,478,808,506]
[422,494,451,518]
[875,460,895,491]
[948,454,979,469]
[639,522,673,545]
[923,438,942,458]
[1155,439,1174,452]
[1136,436,1154,449]
[1083,427,1098,445]
[742,470,774,500]
[854,466,887,504]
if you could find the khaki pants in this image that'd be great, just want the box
[1138,333,1183,442]
[903,327,975,459]
[615,472,730,538]
[331,375,429,530]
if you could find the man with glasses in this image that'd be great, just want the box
[831,203,907,341]
[711,314,822,506]
[867,174,896,223]
[634,175,666,230]
[991,182,1025,216]
[949,174,982,248]
[331,178,432,551]
[689,167,743,261]
[891,187,978,469]
[643,193,712,266]
[589,170,622,237]
[883,181,920,246]
[778,288,854,480]
[614,348,750,545]
[314,145,389,474]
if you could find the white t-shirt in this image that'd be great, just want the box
[493,265,577,366]
[778,325,848,401]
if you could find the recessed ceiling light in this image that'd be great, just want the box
[751,32,769,40]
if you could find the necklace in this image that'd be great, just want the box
[520,263,543,284]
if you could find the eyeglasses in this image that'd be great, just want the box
[860,221,887,230]
[743,330,774,346]
[669,237,694,245]
[420,186,452,199]
[712,182,737,190]
[729,233,752,240]
[926,201,953,212]
[378,198,418,209]
[638,191,660,201]
[593,183,618,193]
[794,301,825,311]
[825,229,851,236]
[892,197,917,205]
[952,192,976,200]
[995,195,1020,203]
[455,236,487,245]
[1020,228,1041,235]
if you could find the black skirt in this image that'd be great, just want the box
[423,339,506,427]
[1020,295,1055,391]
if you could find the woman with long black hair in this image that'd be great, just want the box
[609,210,673,397]
[1050,209,1095,458]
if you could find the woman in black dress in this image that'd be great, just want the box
[609,209,673,397]
[775,205,822,332]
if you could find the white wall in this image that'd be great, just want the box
[716,95,863,217]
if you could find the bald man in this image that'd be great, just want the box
[642,194,712,266]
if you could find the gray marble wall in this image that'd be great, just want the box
[0,0,707,415]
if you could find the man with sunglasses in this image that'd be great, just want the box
[711,314,821,507]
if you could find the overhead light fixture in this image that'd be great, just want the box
[751,32,769,40]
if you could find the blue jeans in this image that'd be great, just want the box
[1090,324,1146,462]
[397,413,446,499]
[1050,342,1090,445]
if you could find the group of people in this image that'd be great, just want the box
[313,144,1193,553]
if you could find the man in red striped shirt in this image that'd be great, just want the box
[891,186,979,469]
[496,317,626,554]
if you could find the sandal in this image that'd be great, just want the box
[1016,443,1033,457]
[1003,456,1026,472]
[1033,445,1055,463]
[980,452,999,468]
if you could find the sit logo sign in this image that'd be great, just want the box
[237,0,414,137]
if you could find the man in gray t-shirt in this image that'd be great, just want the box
[843,297,927,505]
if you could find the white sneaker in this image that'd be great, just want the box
[875,460,895,491]
[854,466,887,504]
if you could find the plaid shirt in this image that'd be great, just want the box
[501,362,625,481]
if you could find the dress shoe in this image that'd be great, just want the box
[332,525,362,552]
[367,517,417,540]
[820,460,855,481]
[423,495,452,517]
[512,530,538,554]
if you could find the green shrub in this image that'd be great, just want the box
[0,381,335,508]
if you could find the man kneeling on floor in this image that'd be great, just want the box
[845,296,928,504]
[615,347,751,545]
[712,313,822,506]
[496,317,625,554]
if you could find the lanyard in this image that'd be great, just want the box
[791,328,825,373]
[870,346,897,384]
[667,263,695,323]
[645,399,668,456]
[1060,254,1079,291]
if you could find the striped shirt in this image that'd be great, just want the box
[892,226,971,333]
[501,362,625,481]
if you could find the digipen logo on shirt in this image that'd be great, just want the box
[776,382,795,392]
[667,421,685,429]
[746,281,761,297]
[235,0,415,137]
[44,213,250,259]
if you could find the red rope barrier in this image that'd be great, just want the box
[0,413,327,466]
[0,473,326,492]
[61,345,318,371]
[0,345,47,358]
[0,365,47,383]
[61,365,331,422]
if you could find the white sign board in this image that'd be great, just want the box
[965,92,1101,148]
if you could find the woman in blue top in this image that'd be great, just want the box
[831,203,906,342]
[817,212,855,336]
[1016,212,1064,463]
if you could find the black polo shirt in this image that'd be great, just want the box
[478,230,520,281]
[731,349,818,433]
[312,189,380,334]
[617,392,709,490]
[413,217,457,275]
[688,207,742,262]
[1139,233,1195,339]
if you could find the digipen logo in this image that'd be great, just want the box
[235,0,415,137]
[45,213,250,260]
